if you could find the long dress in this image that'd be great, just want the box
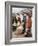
[25,16,32,32]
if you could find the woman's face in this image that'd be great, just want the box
[16,15,20,20]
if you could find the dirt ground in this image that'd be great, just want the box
[11,31,32,38]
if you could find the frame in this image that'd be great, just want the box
[5,1,37,44]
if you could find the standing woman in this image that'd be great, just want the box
[25,14,32,37]
[22,9,32,37]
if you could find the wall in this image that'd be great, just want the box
[0,0,38,46]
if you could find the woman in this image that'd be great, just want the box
[15,14,24,35]
[24,13,32,37]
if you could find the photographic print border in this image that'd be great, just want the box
[5,1,37,44]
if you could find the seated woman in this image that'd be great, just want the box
[15,13,24,35]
